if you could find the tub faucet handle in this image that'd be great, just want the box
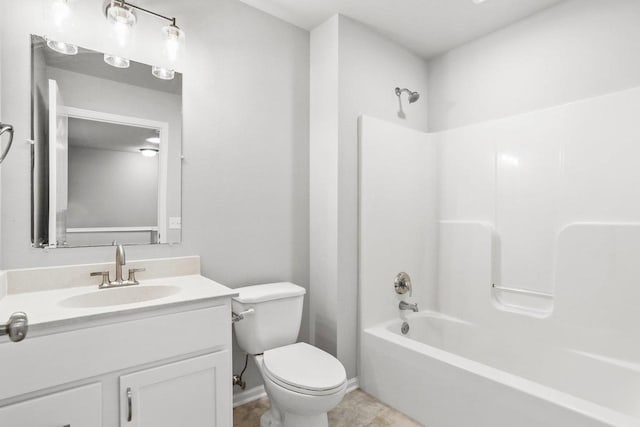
[394,272,412,296]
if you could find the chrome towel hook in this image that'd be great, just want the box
[0,122,14,164]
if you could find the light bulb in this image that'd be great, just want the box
[146,136,160,144]
[113,21,132,47]
[51,0,70,28]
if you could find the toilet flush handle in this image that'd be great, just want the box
[232,308,255,323]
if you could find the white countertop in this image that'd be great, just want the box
[0,274,238,334]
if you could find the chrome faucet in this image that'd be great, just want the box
[399,301,419,312]
[90,244,145,289]
[115,244,126,283]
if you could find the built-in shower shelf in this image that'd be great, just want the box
[491,283,554,318]
[491,283,553,298]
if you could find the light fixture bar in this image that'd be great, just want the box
[111,0,176,25]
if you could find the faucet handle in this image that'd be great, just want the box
[127,268,145,284]
[394,272,412,297]
[90,271,111,288]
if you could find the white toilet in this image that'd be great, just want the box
[232,282,347,427]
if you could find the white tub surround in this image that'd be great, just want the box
[358,85,640,426]
[0,256,237,426]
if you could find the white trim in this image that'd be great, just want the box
[66,226,159,233]
[48,80,60,248]
[345,377,360,394]
[61,106,167,131]
[59,106,169,243]
[232,377,360,408]
[233,385,266,408]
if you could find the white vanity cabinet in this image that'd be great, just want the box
[0,298,234,427]
[0,383,102,427]
[120,352,231,427]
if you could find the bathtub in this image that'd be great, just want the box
[360,311,640,427]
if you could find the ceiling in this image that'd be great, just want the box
[69,117,160,153]
[235,0,565,59]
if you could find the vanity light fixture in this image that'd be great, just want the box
[104,53,130,68]
[152,66,175,81]
[104,0,185,78]
[140,147,159,157]
[45,37,78,55]
[472,0,488,3]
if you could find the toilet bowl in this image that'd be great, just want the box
[232,283,347,427]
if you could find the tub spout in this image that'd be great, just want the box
[399,301,419,312]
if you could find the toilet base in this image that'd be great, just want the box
[260,409,282,427]
[260,408,328,427]
[283,412,328,427]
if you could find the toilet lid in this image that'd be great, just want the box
[263,343,347,393]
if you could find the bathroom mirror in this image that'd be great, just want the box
[30,34,182,248]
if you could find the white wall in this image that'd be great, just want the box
[427,0,640,131]
[309,14,429,378]
[1,0,309,393]
[309,15,339,356]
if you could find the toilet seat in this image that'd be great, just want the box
[263,342,347,396]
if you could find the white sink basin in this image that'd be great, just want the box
[59,285,181,308]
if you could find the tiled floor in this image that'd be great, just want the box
[234,389,423,427]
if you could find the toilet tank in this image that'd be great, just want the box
[232,282,306,355]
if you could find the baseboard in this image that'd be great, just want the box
[346,377,360,393]
[233,377,360,408]
[233,385,267,408]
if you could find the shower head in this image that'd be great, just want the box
[395,87,420,104]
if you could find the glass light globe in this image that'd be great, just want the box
[104,54,130,68]
[45,37,78,55]
[106,1,136,47]
[162,23,185,63]
[152,66,175,81]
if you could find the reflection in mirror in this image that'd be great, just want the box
[30,34,182,248]
[67,118,162,246]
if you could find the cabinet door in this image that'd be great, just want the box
[0,382,102,427]
[120,352,232,427]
